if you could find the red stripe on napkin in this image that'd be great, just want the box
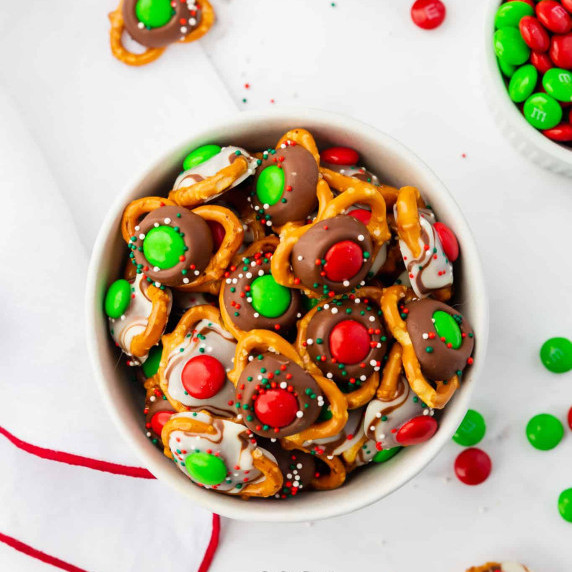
[0,531,87,572]
[0,425,154,479]
[199,514,221,572]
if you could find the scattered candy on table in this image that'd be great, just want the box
[558,487,572,522]
[411,0,446,30]
[525,412,564,450]
[493,0,572,145]
[540,336,572,373]
[453,408,486,446]
[454,447,492,486]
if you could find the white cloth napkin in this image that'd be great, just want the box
[0,1,237,569]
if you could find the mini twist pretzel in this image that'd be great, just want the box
[219,237,303,340]
[158,304,238,418]
[394,187,453,300]
[143,378,176,447]
[162,412,282,498]
[105,271,172,363]
[250,129,332,230]
[381,285,459,408]
[321,166,400,209]
[295,287,387,410]
[228,330,348,446]
[466,564,532,572]
[121,198,243,291]
[271,184,391,296]
[169,152,256,208]
[109,0,215,67]
[280,439,346,491]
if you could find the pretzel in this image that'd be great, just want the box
[381,285,459,409]
[168,155,253,208]
[159,304,238,418]
[394,187,453,300]
[228,330,348,446]
[109,0,215,67]
[219,236,303,340]
[276,128,321,165]
[321,167,400,209]
[121,198,243,292]
[295,287,385,410]
[162,412,282,498]
[271,184,391,294]
[466,564,532,572]
[280,440,346,490]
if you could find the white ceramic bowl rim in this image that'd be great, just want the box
[86,107,489,522]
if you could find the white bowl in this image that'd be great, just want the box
[86,108,489,522]
[483,0,572,177]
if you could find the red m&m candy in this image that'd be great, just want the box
[181,355,226,399]
[254,389,298,428]
[520,16,551,52]
[324,240,363,282]
[536,1,572,34]
[562,0,572,13]
[433,222,459,262]
[568,406,572,430]
[396,416,438,446]
[530,50,554,73]
[150,410,175,436]
[320,146,359,166]
[329,320,371,365]
[543,123,572,141]
[349,208,372,226]
[411,0,446,30]
[207,220,225,252]
[454,447,492,485]
[550,34,572,69]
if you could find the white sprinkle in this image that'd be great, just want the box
[280,382,287,389]
[423,409,429,416]
[297,255,303,261]
[354,298,361,304]
[369,316,375,322]
[180,26,188,33]
[326,373,333,379]
[369,359,377,366]
[360,375,367,381]
[189,17,197,25]
[254,313,260,318]
[134,225,140,231]
[358,234,365,241]
[323,304,330,310]
[258,270,264,276]
[296,463,303,469]
[149,395,156,402]
[154,281,161,287]
[232,278,238,284]
[296,411,303,418]
[164,218,171,224]
[153,266,160,272]
[226,279,231,284]
[375,412,382,418]
[292,481,299,488]
[247,297,252,303]
[331,308,338,314]
[370,426,376,431]
[422,333,429,340]
[194,270,200,276]
[238,273,244,279]
[306,339,314,346]
[120,315,126,321]
[146,431,152,437]
[246,272,252,279]
[343,280,350,287]
[183,278,190,284]
[139,233,145,240]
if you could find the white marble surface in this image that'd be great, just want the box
[0,0,571,570]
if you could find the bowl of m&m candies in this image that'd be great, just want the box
[485,0,572,176]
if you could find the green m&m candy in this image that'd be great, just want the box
[509,64,538,103]
[558,488,572,523]
[432,311,462,349]
[494,1,534,30]
[526,413,564,451]
[143,225,186,269]
[373,447,401,464]
[250,275,291,318]
[498,56,517,78]
[185,451,227,485]
[540,337,572,373]
[543,69,572,103]
[142,344,163,379]
[104,279,131,319]
[493,28,531,65]
[135,0,173,28]
[256,165,285,206]
[183,144,222,171]
[523,93,562,129]
[453,409,486,446]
